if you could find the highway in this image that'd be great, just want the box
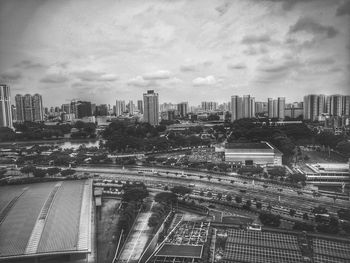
[72,165,350,218]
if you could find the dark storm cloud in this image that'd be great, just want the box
[336,1,350,16]
[0,69,22,81]
[257,60,299,73]
[14,60,45,69]
[241,34,271,44]
[261,0,320,11]
[227,62,247,70]
[40,73,69,83]
[289,17,338,38]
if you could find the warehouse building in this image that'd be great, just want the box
[224,142,282,166]
[0,180,93,263]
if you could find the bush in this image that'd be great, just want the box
[259,212,281,227]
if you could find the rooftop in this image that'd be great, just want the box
[225,142,272,150]
[0,180,92,260]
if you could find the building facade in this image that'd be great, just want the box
[177,102,188,117]
[0,85,13,128]
[143,90,159,126]
[224,142,282,166]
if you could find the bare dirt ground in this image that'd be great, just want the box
[96,198,121,263]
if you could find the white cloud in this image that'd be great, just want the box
[142,70,171,80]
[192,75,217,86]
[40,73,69,83]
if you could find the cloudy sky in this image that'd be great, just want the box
[0,0,349,107]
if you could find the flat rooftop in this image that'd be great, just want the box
[156,244,202,258]
[225,142,271,150]
[0,180,92,260]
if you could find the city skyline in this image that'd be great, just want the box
[0,0,349,106]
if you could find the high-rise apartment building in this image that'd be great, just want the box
[201,101,218,112]
[328,95,343,117]
[23,94,34,122]
[0,84,13,128]
[231,96,242,122]
[32,94,44,121]
[267,97,285,119]
[304,94,327,120]
[128,100,134,115]
[115,100,125,116]
[343,96,350,116]
[15,94,24,122]
[143,90,159,126]
[137,100,143,114]
[231,95,255,121]
[277,97,285,120]
[177,102,188,117]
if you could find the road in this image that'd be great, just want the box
[70,165,350,218]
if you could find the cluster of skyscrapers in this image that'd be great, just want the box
[303,94,350,121]
[1,83,350,129]
[14,93,44,122]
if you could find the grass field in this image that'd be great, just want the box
[222,216,253,225]
[157,244,203,258]
[96,198,121,263]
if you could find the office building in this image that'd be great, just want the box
[177,102,188,117]
[94,104,108,116]
[0,84,13,128]
[61,103,71,114]
[76,101,92,119]
[137,100,143,114]
[143,90,159,126]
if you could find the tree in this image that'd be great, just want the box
[60,169,76,177]
[217,193,222,200]
[20,165,36,177]
[171,186,192,196]
[47,167,61,176]
[148,215,160,228]
[123,188,149,202]
[235,196,242,204]
[33,168,47,178]
[0,169,7,178]
[154,192,177,204]
[259,212,281,227]
[303,213,309,220]
[243,200,251,210]
[337,209,350,221]
[289,209,296,217]
[226,195,232,202]
[312,206,328,214]
[293,222,314,232]
[256,202,262,209]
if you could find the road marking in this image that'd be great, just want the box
[126,200,155,263]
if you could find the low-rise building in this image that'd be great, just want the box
[224,141,282,166]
